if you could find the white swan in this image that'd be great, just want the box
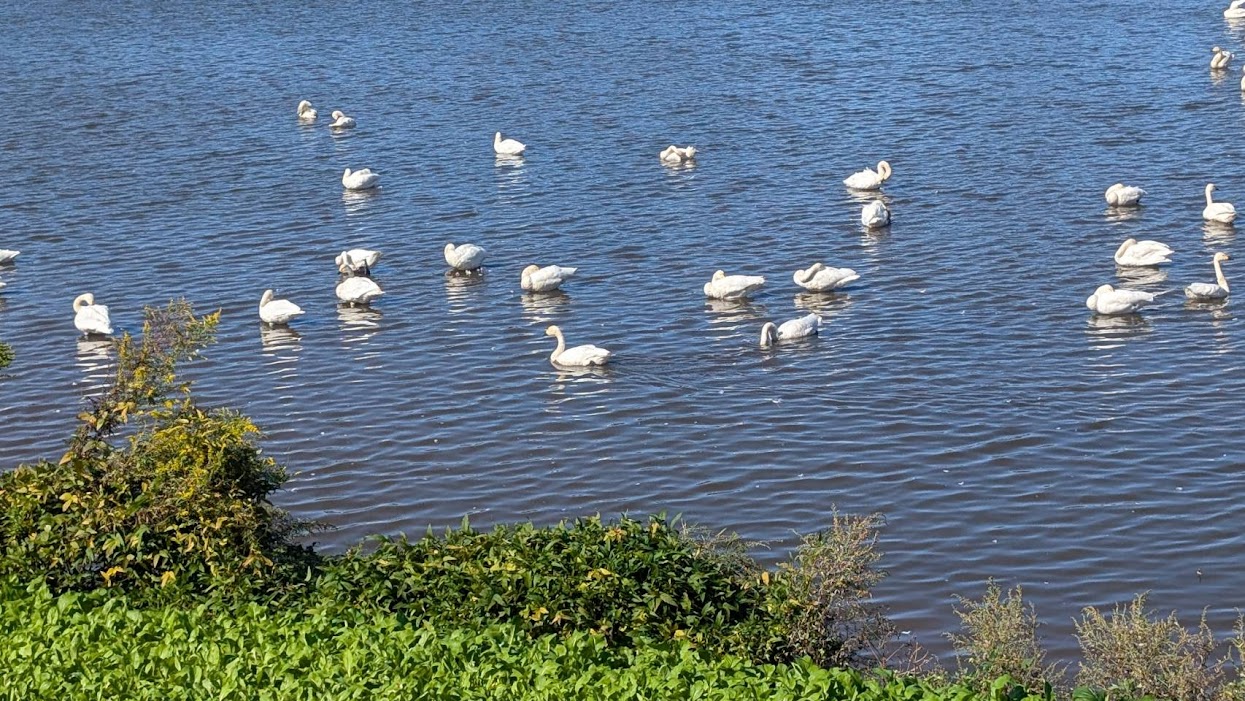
[521,264,577,292]
[0,249,18,264]
[660,145,696,163]
[861,200,891,228]
[259,289,304,325]
[1212,46,1235,69]
[843,160,892,190]
[342,168,380,191]
[73,293,113,335]
[329,110,356,129]
[297,100,317,122]
[1085,284,1159,315]
[1185,252,1231,300]
[703,270,766,300]
[336,277,384,306]
[494,131,526,156]
[760,313,822,347]
[336,249,381,276]
[1113,238,1173,267]
[1104,183,1145,207]
[1227,0,1245,18]
[1203,183,1237,224]
[793,262,859,291]
[445,243,486,272]
[545,325,610,367]
[1241,65,1245,91]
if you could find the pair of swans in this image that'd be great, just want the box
[1228,0,1245,17]
[259,290,304,325]
[337,249,381,276]
[861,200,890,228]
[660,145,696,163]
[445,243,487,272]
[522,264,577,292]
[1114,238,1172,267]
[1212,46,1235,70]
[545,325,610,367]
[342,168,380,191]
[297,101,355,128]
[1203,183,1236,223]
[73,293,113,336]
[704,270,765,300]
[843,161,892,191]
[494,131,526,156]
[793,263,859,291]
[760,313,822,347]
[1105,183,1145,207]
[1085,285,1162,315]
[1186,252,1232,300]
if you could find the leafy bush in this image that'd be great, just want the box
[949,580,1062,695]
[0,301,314,597]
[0,341,12,369]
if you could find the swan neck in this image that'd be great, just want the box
[1206,184,1215,205]
[73,293,91,311]
[760,323,776,347]
[550,329,566,361]
[1215,258,1230,291]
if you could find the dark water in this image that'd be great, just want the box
[3,0,1245,662]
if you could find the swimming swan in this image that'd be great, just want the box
[760,313,822,347]
[336,249,381,276]
[342,168,380,191]
[445,243,486,272]
[660,145,696,163]
[1227,0,1245,17]
[73,293,113,335]
[843,160,892,190]
[545,325,611,367]
[793,262,859,291]
[1212,46,1235,69]
[259,289,305,325]
[521,264,578,292]
[1085,284,1159,315]
[1185,252,1231,300]
[1113,238,1173,267]
[861,200,891,228]
[336,277,384,306]
[703,270,766,300]
[0,249,18,264]
[1203,183,1237,223]
[1105,183,1146,207]
[297,100,317,121]
[494,131,526,156]
[329,110,357,129]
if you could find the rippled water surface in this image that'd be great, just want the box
[4,0,1245,661]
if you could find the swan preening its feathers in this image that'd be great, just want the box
[1203,183,1237,223]
[1212,46,1235,69]
[793,263,859,291]
[703,270,766,300]
[329,110,356,129]
[494,131,526,156]
[1085,284,1160,315]
[861,200,891,228]
[297,100,317,122]
[1114,238,1172,267]
[336,277,384,306]
[342,168,380,191]
[521,264,577,292]
[259,289,304,325]
[336,249,381,276]
[660,145,696,163]
[0,250,19,264]
[73,293,113,336]
[1185,252,1232,300]
[545,325,611,367]
[445,243,487,272]
[760,313,822,347]
[1105,183,1145,207]
[843,161,892,190]
[1228,0,1245,18]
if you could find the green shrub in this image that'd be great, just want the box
[949,580,1062,695]
[0,301,315,598]
[0,341,11,369]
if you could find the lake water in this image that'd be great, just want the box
[3,0,1245,663]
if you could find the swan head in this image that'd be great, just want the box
[343,167,353,178]
[1106,183,1123,192]
[711,270,727,281]
[877,161,892,180]
[332,110,345,119]
[1095,284,1116,296]
[794,262,825,283]
[1214,46,1224,53]
[522,264,540,277]
[494,131,503,144]
[445,243,457,256]
[297,100,312,113]
[759,322,777,347]
[683,146,697,159]
[544,324,563,339]
[260,289,274,308]
[1215,252,1232,262]
[73,293,95,312]
[1208,182,1218,194]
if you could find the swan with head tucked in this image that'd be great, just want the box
[73,293,113,335]
[1185,252,1231,300]
[843,160,892,190]
[0,250,18,264]
[660,145,696,163]
[342,168,380,191]
[861,200,891,228]
[1228,0,1245,17]
[336,249,381,276]
[521,264,577,292]
[259,289,304,325]
[704,270,766,300]
[297,100,317,121]
[793,262,859,291]
[1105,183,1146,207]
[336,277,384,306]
[494,131,526,156]
[760,313,822,347]
[545,325,611,367]
[445,243,486,272]
[329,110,357,129]
[1114,238,1173,267]
[1203,183,1237,223]
[1085,284,1160,315]
[1212,46,1235,69]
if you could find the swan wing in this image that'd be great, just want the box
[529,265,577,291]
[262,299,304,323]
[1185,282,1228,299]
[1098,289,1155,314]
[75,305,113,335]
[557,344,611,366]
[778,313,822,339]
[1117,240,1172,266]
[843,168,881,190]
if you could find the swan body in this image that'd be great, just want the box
[545,325,610,367]
[335,277,384,306]
[660,145,696,163]
[329,110,356,129]
[259,289,304,325]
[1085,284,1159,315]
[1185,252,1231,300]
[521,264,577,292]
[1105,183,1145,207]
[445,243,486,272]
[793,262,859,291]
[760,313,822,347]
[703,270,765,300]
[336,249,381,275]
[1228,0,1245,18]
[73,293,113,335]
[861,200,891,228]
[297,100,317,121]
[494,131,526,156]
[1212,46,1234,69]
[1113,238,1173,267]
[1203,183,1237,223]
[342,167,380,191]
[0,249,18,264]
[843,160,892,190]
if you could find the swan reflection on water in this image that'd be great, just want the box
[793,291,854,317]
[1085,312,1152,349]
[341,188,380,217]
[1103,205,1144,223]
[337,304,383,346]
[704,297,768,328]
[1114,265,1168,286]
[75,338,114,396]
[1203,221,1236,247]
[259,325,302,352]
[520,290,572,324]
